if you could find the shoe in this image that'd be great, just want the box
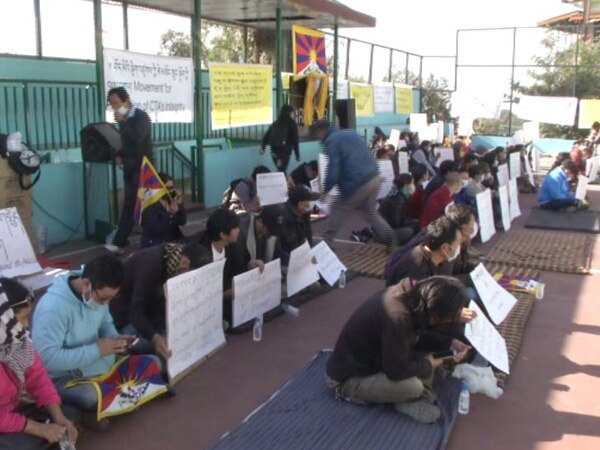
[350,231,362,242]
[81,410,110,431]
[395,400,441,423]
[104,244,125,255]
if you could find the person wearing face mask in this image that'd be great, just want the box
[32,256,131,430]
[407,164,430,220]
[409,140,438,177]
[420,172,463,229]
[422,160,458,202]
[0,278,78,449]
[140,172,187,248]
[105,87,153,255]
[379,173,420,245]
[279,185,320,263]
[539,159,588,211]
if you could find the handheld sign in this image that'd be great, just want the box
[397,151,409,174]
[470,263,517,325]
[287,241,320,297]
[256,172,288,206]
[586,156,599,183]
[498,184,511,231]
[0,207,42,277]
[311,241,346,287]
[576,175,589,201]
[388,128,400,149]
[475,189,496,243]
[465,301,510,374]
[497,163,509,187]
[508,178,521,220]
[233,259,282,327]
[509,152,521,180]
[436,148,454,167]
[377,159,395,199]
[166,259,226,383]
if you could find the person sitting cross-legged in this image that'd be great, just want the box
[539,159,587,211]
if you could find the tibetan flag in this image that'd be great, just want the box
[134,156,168,225]
[292,25,327,79]
[66,355,168,420]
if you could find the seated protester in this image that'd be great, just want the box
[0,278,78,449]
[548,152,571,172]
[140,173,186,248]
[570,139,587,174]
[443,205,479,282]
[463,164,486,205]
[461,152,479,169]
[385,216,460,287]
[239,205,285,264]
[279,185,320,265]
[407,163,430,220]
[420,171,463,229]
[479,161,496,190]
[109,242,209,359]
[452,140,464,161]
[224,165,271,213]
[289,160,318,188]
[409,140,438,177]
[379,173,420,245]
[423,160,458,202]
[539,159,586,211]
[326,276,470,423]
[32,256,133,429]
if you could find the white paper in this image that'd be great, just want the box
[0,208,42,278]
[286,241,320,297]
[509,152,521,180]
[522,121,540,143]
[436,148,454,167]
[497,163,509,187]
[377,159,395,199]
[465,301,510,374]
[427,123,440,143]
[475,189,496,243]
[512,95,577,127]
[524,147,536,186]
[508,178,522,220]
[575,175,589,201]
[470,263,517,325]
[388,128,400,149]
[586,156,599,183]
[498,184,511,232]
[374,84,395,114]
[410,113,428,134]
[232,259,281,327]
[398,151,409,174]
[437,121,445,144]
[311,241,346,287]
[166,259,226,380]
[256,172,288,206]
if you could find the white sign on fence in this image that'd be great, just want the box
[374,84,395,114]
[0,208,42,278]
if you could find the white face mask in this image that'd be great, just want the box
[446,244,461,262]
[83,288,103,310]
[469,222,479,239]
[405,184,416,195]
[421,180,430,190]
[117,106,129,116]
[462,179,469,188]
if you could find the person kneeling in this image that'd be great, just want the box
[326,276,469,423]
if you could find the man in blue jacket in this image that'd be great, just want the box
[539,159,586,211]
[310,120,395,250]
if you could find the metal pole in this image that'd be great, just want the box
[418,57,423,114]
[404,52,409,84]
[243,26,248,63]
[193,0,204,203]
[368,44,374,83]
[454,30,459,91]
[332,23,339,123]
[275,6,283,111]
[388,48,393,82]
[123,1,130,50]
[34,0,42,57]
[345,38,350,80]
[508,27,517,136]
[574,24,581,98]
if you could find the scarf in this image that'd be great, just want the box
[164,243,184,278]
[0,290,34,388]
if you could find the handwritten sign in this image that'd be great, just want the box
[509,152,521,180]
[256,172,288,206]
[0,208,42,277]
[208,63,272,130]
[104,48,193,123]
[377,159,395,199]
[465,301,510,374]
[388,128,400,149]
[436,148,454,166]
[508,178,521,220]
[470,263,517,325]
[232,259,281,327]
[576,175,589,201]
[498,184,511,231]
[374,84,394,113]
[497,163,509,187]
[287,241,320,297]
[166,259,226,381]
[349,83,374,117]
[395,85,413,114]
[475,189,496,243]
[398,151,409,174]
[311,241,346,287]
[586,156,599,183]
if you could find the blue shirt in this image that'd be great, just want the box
[538,167,575,205]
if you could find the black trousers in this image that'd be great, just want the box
[113,168,140,247]
[271,146,293,175]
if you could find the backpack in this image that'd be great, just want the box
[221,178,252,210]
[0,133,41,190]
[268,121,288,148]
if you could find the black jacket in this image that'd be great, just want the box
[140,200,186,248]
[261,117,300,160]
[117,108,153,173]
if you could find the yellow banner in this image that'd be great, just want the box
[578,99,600,128]
[208,63,273,130]
[395,85,413,114]
[350,83,374,117]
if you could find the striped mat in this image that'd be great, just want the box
[209,350,462,450]
[340,244,387,279]
[482,229,594,274]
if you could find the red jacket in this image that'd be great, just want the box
[407,186,425,220]
[0,352,61,433]
[420,184,453,229]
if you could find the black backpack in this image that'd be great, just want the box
[0,134,41,190]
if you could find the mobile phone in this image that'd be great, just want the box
[128,337,140,347]
[432,350,455,360]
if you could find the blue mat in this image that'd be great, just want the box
[209,350,462,450]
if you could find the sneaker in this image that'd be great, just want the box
[81,410,110,431]
[104,244,125,255]
[395,400,441,423]
[350,231,362,242]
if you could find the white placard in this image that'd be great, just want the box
[508,178,521,220]
[437,121,444,144]
[576,175,589,201]
[509,152,521,180]
[465,301,510,374]
[436,148,455,166]
[0,208,42,277]
[287,241,320,297]
[427,123,440,143]
[166,259,226,380]
[498,184,511,231]
[232,259,281,327]
[377,159,395,199]
[522,121,540,143]
[334,79,349,100]
[470,263,517,325]
[586,156,599,183]
[398,151,409,174]
[410,113,428,134]
[311,241,346,287]
[388,128,400,149]
[256,172,288,206]
[104,48,193,123]
[374,84,395,113]
[497,163,509,187]
[475,189,496,243]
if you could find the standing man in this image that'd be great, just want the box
[260,105,300,175]
[105,87,153,254]
[310,120,395,251]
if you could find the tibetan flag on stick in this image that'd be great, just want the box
[292,25,327,79]
[134,156,168,225]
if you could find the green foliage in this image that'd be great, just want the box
[390,70,452,122]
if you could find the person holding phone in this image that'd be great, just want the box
[326,276,470,424]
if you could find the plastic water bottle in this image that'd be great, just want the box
[458,382,470,415]
[253,316,263,342]
[338,270,346,288]
[281,303,300,317]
